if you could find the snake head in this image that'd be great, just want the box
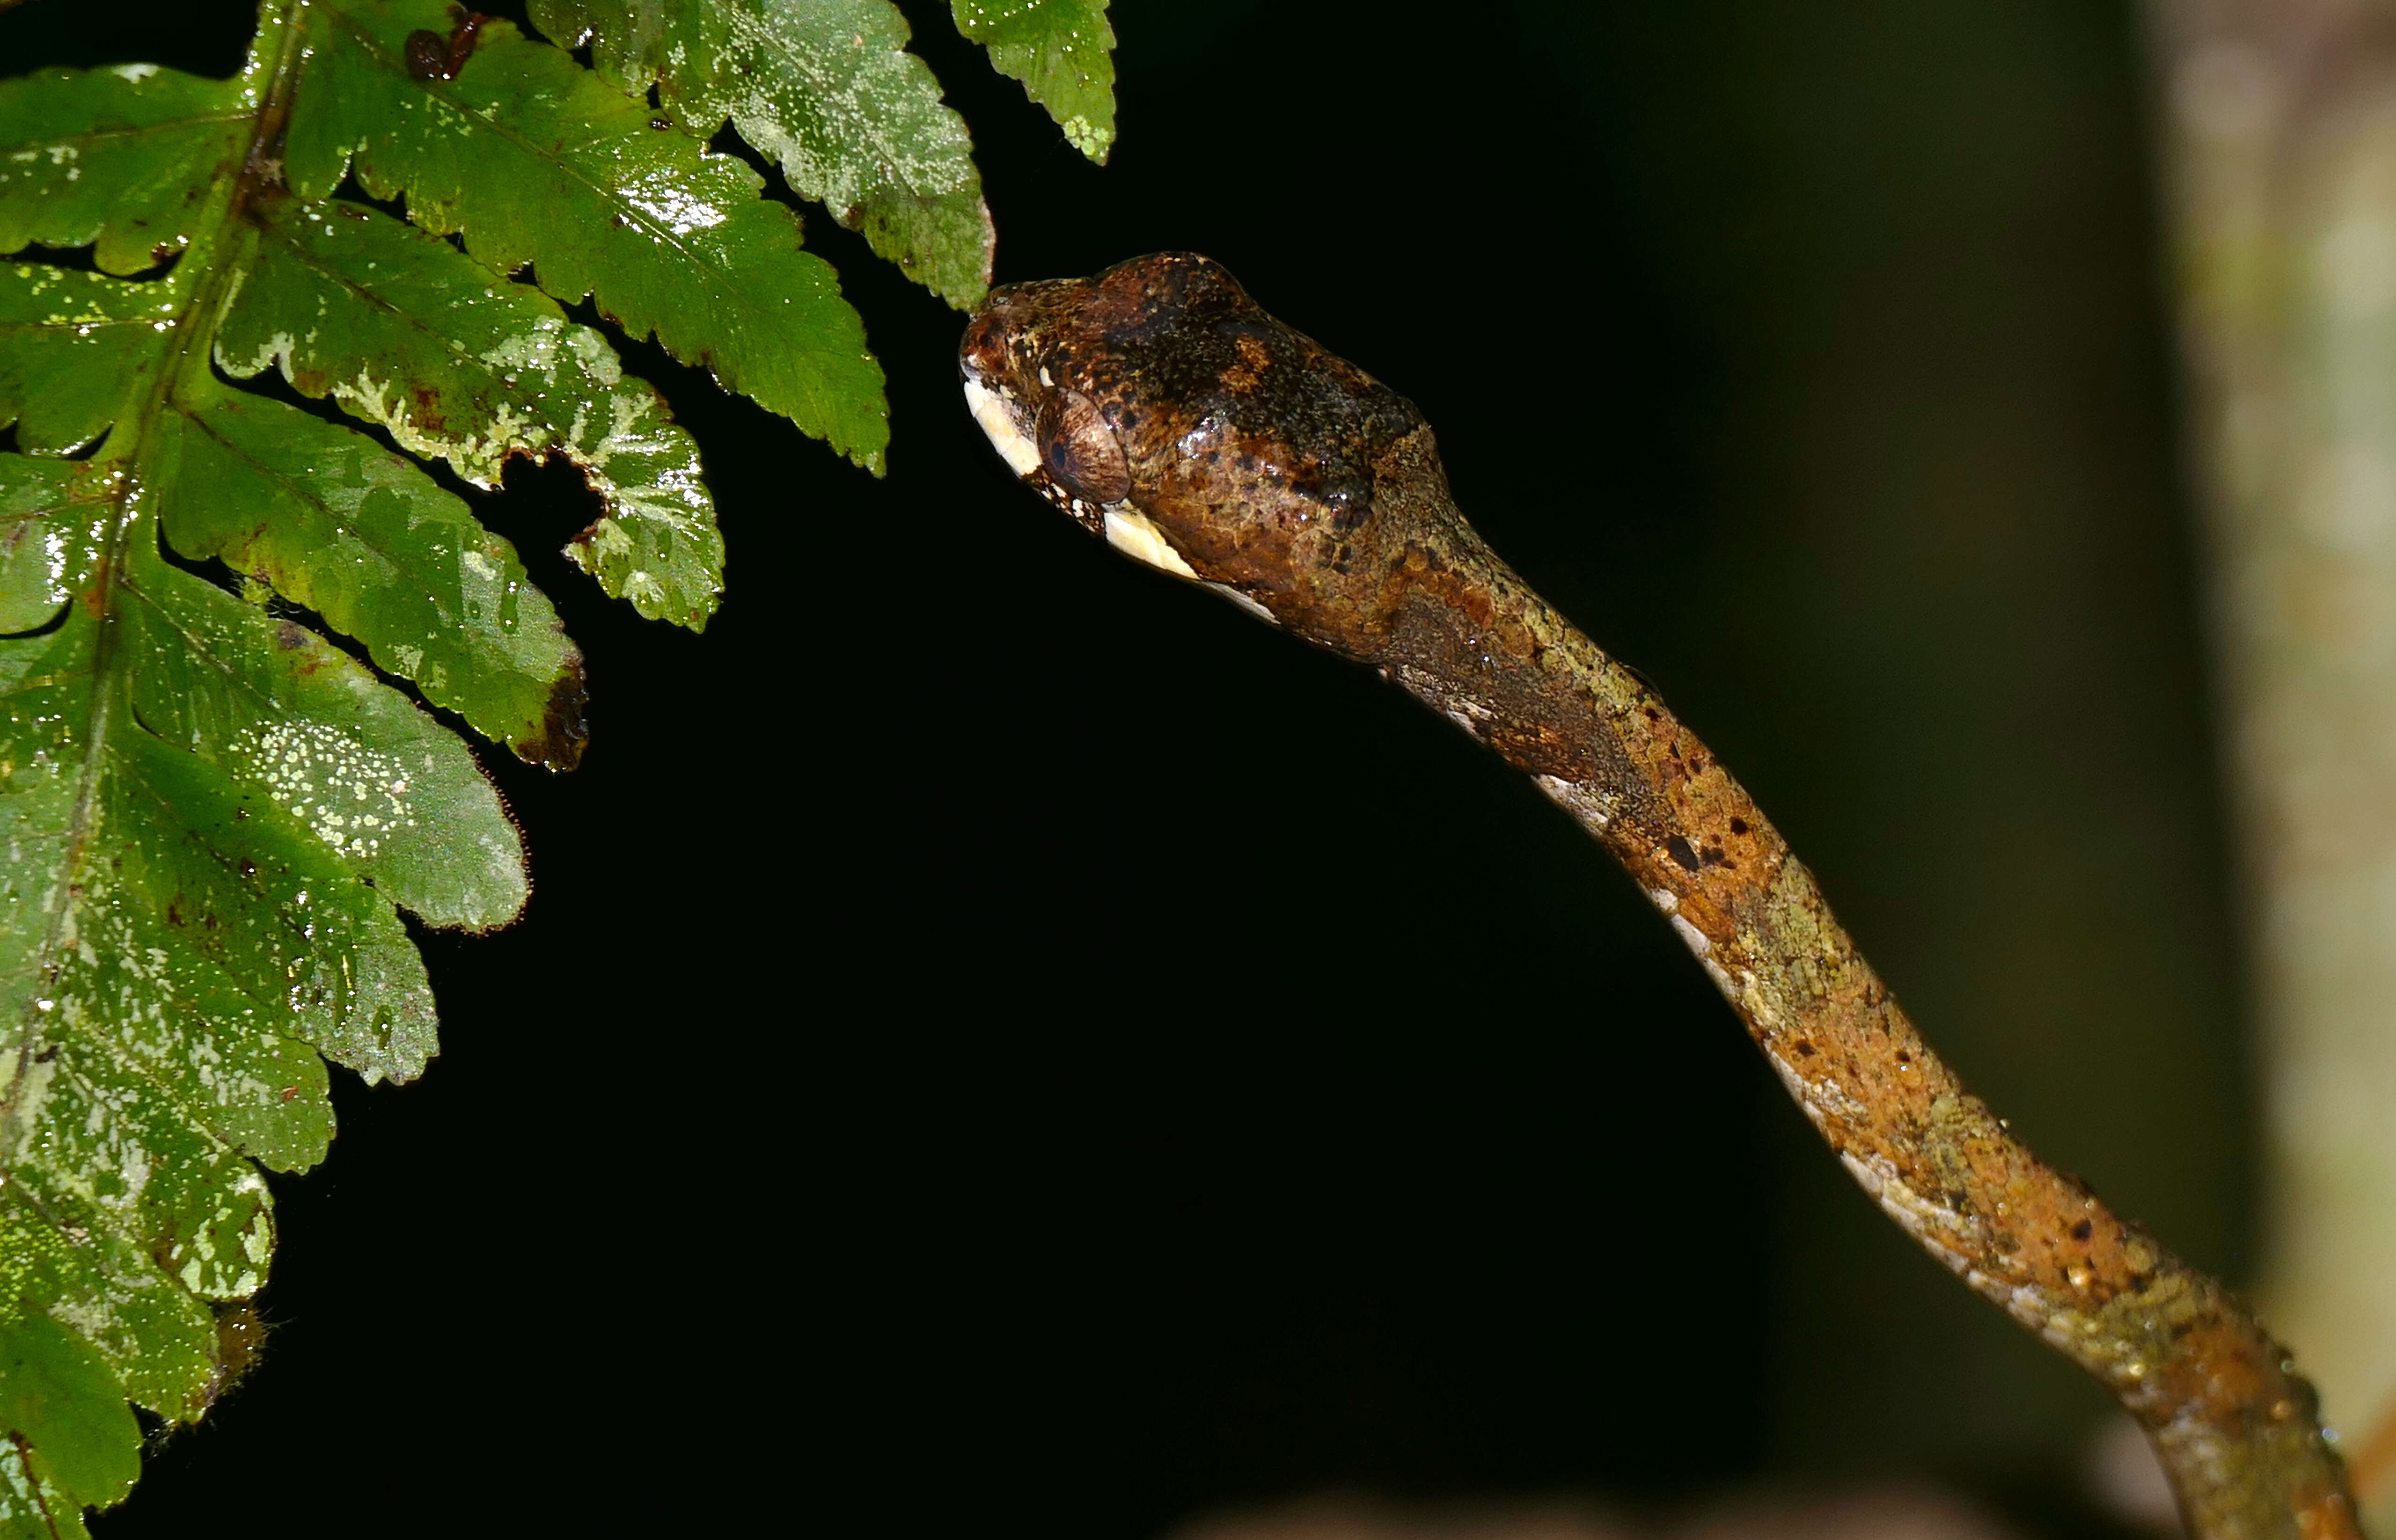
[960,252,1432,631]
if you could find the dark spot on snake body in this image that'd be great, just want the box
[1666,835,1700,871]
[2129,1272,2153,1294]
[1729,816,1749,835]
[1795,1039,1817,1057]
[2072,1219,2095,1242]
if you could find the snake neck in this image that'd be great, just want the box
[1313,467,2356,1540]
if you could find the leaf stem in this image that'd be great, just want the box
[0,0,307,1149]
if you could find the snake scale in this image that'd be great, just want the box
[960,251,2360,1540]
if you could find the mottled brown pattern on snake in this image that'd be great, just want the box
[960,252,2361,1540]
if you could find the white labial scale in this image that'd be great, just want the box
[962,376,1040,477]
[1101,506,1198,578]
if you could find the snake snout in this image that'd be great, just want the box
[959,308,1013,382]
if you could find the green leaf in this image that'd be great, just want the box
[0,64,248,274]
[0,1313,139,1523]
[286,2,890,470]
[3,0,1027,1510]
[0,262,182,454]
[0,458,105,632]
[0,489,526,1501]
[145,375,591,770]
[951,0,1116,163]
[214,196,723,628]
[530,0,995,309]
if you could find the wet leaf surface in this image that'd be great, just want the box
[0,0,1094,1522]
[952,0,1117,163]
[0,0,924,1522]
[218,196,723,627]
[286,2,890,470]
[532,0,997,309]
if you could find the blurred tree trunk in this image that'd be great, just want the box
[2140,0,2396,1523]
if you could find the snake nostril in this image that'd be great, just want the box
[960,312,1011,374]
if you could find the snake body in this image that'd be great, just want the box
[960,252,2358,1540]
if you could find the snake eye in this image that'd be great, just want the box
[1036,389,1129,504]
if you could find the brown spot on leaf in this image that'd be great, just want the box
[404,29,450,79]
[408,384,446,437]
[512,651,591,771]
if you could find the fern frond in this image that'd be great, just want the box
[0,0,900,1527]
[952,0,1118,164]
[532,0,998,309]
[0,0,1117,1521]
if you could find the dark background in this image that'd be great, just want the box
[3,2,2248,1535]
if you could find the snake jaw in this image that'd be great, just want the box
[961,374,1040,480]
[1097,506,1197,578]
[962,257,1316,625]
[963,358,1260,610]
[962,348,1206,586]
[960,366,1107,537]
